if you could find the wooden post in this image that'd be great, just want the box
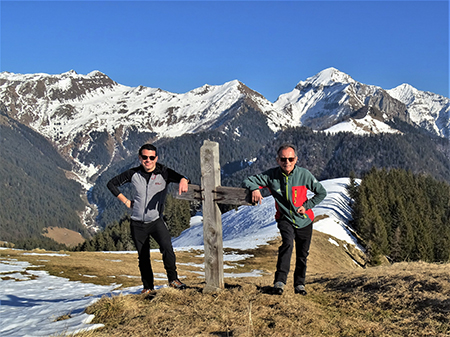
[200,140,224,292]
[174,140,255,292]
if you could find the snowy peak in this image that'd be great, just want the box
[273,67,409,131]
[0,72,250,141]
[2,68,446,143]
[184,80,266,105]
[0,70,117,104]
[297,67,355,89]
[387,83,450,138]
[184,79,242,101]
[0,69,114,85]
[388,83,417,105]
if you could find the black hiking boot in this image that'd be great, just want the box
[294,284,307,295]
[273,281,285,295]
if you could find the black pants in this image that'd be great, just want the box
[274,219,313,287]
[130,218,178,290]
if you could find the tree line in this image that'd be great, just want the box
[348,168,450,264]
[224,121,450,187]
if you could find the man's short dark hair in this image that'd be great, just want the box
[277,143,297,157]
[139,144,158,156]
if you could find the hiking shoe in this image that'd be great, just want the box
[169,279,187,290]
[294,285,307,295]
[141,288,154,294]
[273,281,285,295]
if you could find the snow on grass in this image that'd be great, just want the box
[0,178,361,336]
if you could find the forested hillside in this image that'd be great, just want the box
[349,168,450,264]
[92,118,450,230]
[225,120,450,186]
[0,112,87,247]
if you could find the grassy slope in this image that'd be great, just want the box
[1,230,449,336]
[42,227,86,247]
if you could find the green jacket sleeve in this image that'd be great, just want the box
[242,169,272,191]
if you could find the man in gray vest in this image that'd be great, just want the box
[107,144,189,293]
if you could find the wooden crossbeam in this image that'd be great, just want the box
[176,184,254,206]
[175,184,203,202]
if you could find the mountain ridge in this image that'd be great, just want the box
[1,68,447,145]
[1,67,449,234]
[1,67,448,189]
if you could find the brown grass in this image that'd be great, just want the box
[42,226,85,247]
[2,230,449,337]
[81,261,450,337]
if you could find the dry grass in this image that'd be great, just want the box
[0,230,363,288]
[80,261,450,337]
[2,230,449,336]
[42,226,85,247]
[73,261,449,337]
[308,262,450,336]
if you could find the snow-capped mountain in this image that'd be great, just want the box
[273,67,411,135]
[0,70,273,186]
[388,83,450,138]
[0,70,271,141]
[1,67,448,188]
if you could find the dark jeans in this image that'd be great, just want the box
[130,218,178,289]
[274,219,313,287]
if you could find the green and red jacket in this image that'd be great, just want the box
[243,166,327,228]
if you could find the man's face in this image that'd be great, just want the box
[139,149,158,172]
[276,147,297,175]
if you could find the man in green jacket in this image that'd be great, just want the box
[243,144,327,295]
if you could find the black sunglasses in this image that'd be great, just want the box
[279,157,296,163]
[141,155,157,161]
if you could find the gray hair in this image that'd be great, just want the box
[277,143,297,157]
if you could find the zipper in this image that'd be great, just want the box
[283,173,296,225]
[142,174,150,221]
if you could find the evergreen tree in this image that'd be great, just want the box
[163,194,191,238]
[347,171,358,201]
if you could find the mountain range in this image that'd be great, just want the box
[1,67,448,187]
[1,67,449,237]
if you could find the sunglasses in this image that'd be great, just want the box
[279,157,296,163]
[141,155,157,161]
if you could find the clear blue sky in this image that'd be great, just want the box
[1,1,448,101]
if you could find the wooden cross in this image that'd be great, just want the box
[175,140,254,293]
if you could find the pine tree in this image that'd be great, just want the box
[116,240,124,251]
[347,171,358,201]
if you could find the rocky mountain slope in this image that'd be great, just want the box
[388,83,450,138]
[1,67,448,188]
